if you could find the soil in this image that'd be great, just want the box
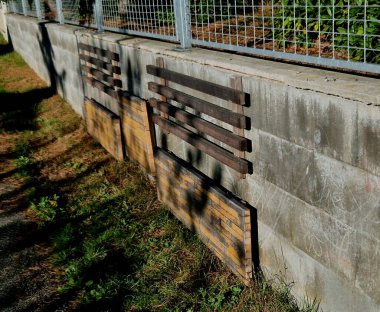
[0,178,66,311]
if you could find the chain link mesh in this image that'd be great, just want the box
[102,0,176,39]
[190,1,380,65]
[24,0,41,17]
[61,0,95,26]
[9,0,24,14]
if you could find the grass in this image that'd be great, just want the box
[0,34,320,311]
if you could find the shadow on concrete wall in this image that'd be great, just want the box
[37,21,66,98]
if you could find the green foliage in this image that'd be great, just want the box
[13,155,33,177]
[156,9,175,25]
[13,155,33,170]
[31,194,60,222]
[62,161,88,172]
[14,139,32,157]
[274,0,380,63]
[157,1,249,24]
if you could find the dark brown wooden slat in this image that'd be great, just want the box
[152,115,250,174]
[147,65,246,105]
[82,65,122,88]
[148,82,247,129]
[150,98,249,151]
[82,76,119,100]
[79,54,121,74]
[78,43,120,61]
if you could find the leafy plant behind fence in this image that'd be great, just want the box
[274,0,380,63]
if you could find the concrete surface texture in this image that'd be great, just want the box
[5,14,380,312]
[0,1,7,41]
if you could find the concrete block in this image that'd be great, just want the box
[314,96,359,167]
[355,235,380,304]
[248,79,315,149]
[259,222,379,312]
[256,178,359,283]
[313,154,380,239]
[257,131,315,204]
[357,104,380,177]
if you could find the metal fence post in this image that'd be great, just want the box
[35,0,42,21]
[11,1,16,13]
[94,0,104,32]
[174,0,192,50]
[21,0,27,16]
[56,0,64,24]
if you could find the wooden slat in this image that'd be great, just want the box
[78,42,120,61]
[148,82,247,129]
[152,115,250,174]
[150,98,249,151]
[82,76,119,100]
[147,65,247,105]
[231,76,246,179]
[155,57,169,121]
[82,65,122,88]
[79,54,121,74]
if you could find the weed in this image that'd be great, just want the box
[62,161,88,173]
[302,297,321,312]
[31,194,60,222]
[13,155,33,177]
[13,155,32,169]
[14,139,32,157]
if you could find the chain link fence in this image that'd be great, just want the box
[102,0,176,40]
[5,0,380,74]
[60,0,95,26]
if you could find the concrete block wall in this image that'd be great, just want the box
[6,14,380,312]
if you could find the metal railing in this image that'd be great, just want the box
[6,0,380,74]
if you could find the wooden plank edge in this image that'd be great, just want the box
[148,82,247,129]
[152,115,250,174]
[147,65,247,105]
[82,77,119,100]
[150,98,249,151]
[82,65,122,88]
[78,42,120,61]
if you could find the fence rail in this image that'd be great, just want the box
[5,0,380,74]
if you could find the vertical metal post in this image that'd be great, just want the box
[174,0,192,50]
[35,0,42,21]
[94,0,104,32]
[56,0,64,24]
[21,0,27,16]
